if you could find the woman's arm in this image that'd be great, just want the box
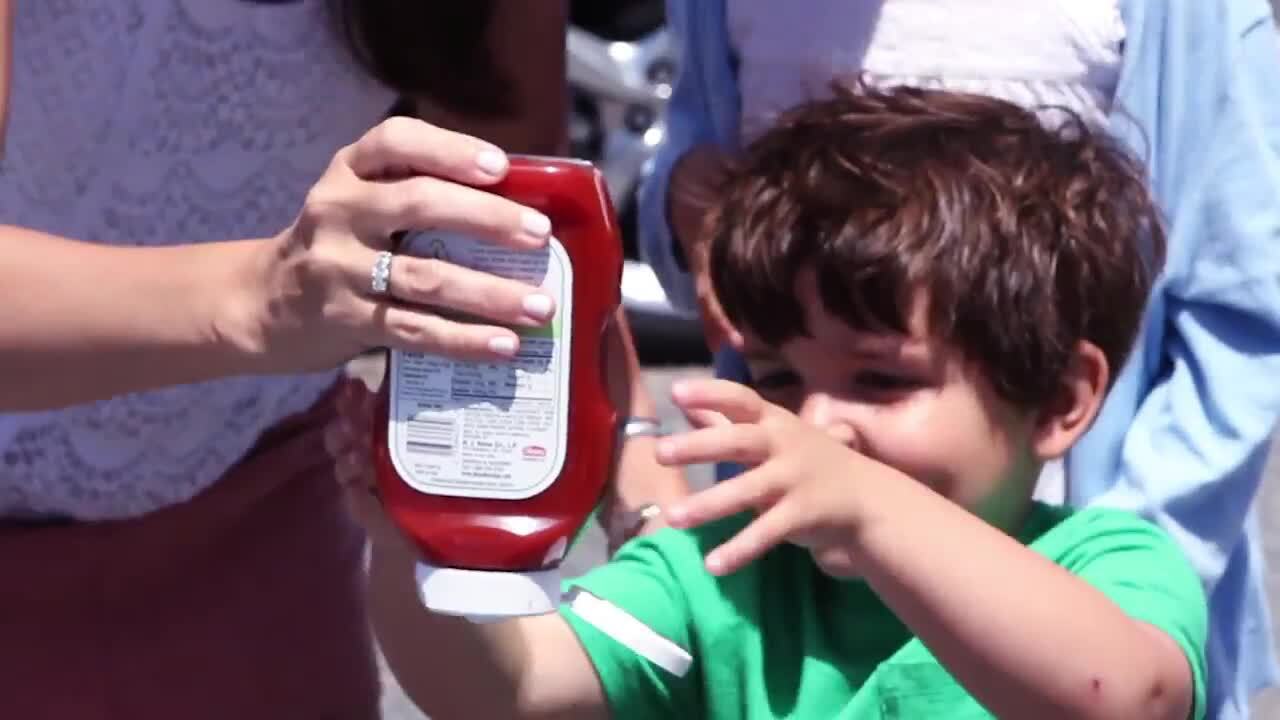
[0,228,268,409]
[0,120,555,411]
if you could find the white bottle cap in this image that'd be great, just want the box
[415,563,693,677]
[416,561,561,622]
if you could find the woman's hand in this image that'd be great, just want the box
[237,116,561,374]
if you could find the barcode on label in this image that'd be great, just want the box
[405,416,457,456]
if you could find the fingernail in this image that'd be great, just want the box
[705,552,727,574]
[655,440,675,464]
[522,210,552,239]
[488,336,519,356]
[476,148,508,177]
[665,503,688,527]
[671,381,690,401]
[522,293,555,321]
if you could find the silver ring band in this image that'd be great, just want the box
[620,417,665,438]
[370,251,393,295]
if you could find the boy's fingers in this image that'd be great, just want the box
[655,424,770,468]
[343,485,399,545]
[335,375,371,412]
[704,501,796,576]
[335,450,373,489]
[663,467,780,530]
[682,407,732,430]
[341,482,421,556]
[670,378,765,424]
[323,420,351,458]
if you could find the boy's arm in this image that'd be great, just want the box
[659,380,1204,720]
[852,479,1203,720]
[366,523,609,720]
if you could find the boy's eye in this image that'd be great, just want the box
[850,371,921,393]
[753,369,801,391]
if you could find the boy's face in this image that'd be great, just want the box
[739,272,1043,531]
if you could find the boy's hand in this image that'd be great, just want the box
[655,378,908,578]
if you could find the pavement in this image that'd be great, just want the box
[375,363,1280,719]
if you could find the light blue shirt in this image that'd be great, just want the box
[639,1,1280,717]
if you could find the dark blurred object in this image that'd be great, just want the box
[570,0,665,42]
[330,1,514,118]
[567,0,707,363]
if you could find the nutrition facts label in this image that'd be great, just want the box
[387,231,572,500]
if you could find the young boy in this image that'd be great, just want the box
[346,85,1208,719]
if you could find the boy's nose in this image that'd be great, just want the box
[797,391,831,427]
[798,393,859,449]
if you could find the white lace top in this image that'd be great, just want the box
[728,0,1126,141]
[0,0,395,520]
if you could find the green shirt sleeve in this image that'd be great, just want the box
[559,528,707,720]
[1043,508,1210,720]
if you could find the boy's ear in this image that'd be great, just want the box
[1031,341,1109,461]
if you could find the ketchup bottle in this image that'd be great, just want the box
[373,156,622,621]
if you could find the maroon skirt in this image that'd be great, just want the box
[0,386,380,719]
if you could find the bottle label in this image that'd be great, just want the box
[387,231,572,500]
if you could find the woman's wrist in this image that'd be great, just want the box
[204,236,283,375]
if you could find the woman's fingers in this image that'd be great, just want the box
[365,302,529,361]
[337,242,557,360]
[353,174,552,250]
[260,116,562,371]
[349,245,556,328]
[343,116,510,186]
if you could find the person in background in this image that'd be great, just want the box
[0,0,681,716]
[636,2,1280,716]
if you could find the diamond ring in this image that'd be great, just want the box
[370,251,393,295]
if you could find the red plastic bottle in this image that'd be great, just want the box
[373,156,622,620]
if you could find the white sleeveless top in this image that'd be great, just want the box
[728,0,1126,141]
[0,0,395,520]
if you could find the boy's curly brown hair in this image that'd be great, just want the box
[707,84,1165,408]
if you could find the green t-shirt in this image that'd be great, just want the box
[560,503,1208,719]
